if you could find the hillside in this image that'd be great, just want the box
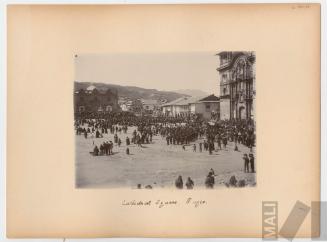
[74,82,188,102]
[173,89,209,97]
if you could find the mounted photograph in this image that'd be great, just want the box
[74,52,256,189]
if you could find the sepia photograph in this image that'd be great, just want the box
[74,52,256,189]
[5,2,323,238]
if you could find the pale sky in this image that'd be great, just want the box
[75,52,219,95]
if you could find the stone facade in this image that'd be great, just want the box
[217,51,256,120]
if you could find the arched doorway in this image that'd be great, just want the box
[239,106,246,119]
[105,105,113,112]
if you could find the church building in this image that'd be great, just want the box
[74,85,120,114]
[216,51,256,120]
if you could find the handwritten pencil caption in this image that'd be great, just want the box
[122,197,206,208]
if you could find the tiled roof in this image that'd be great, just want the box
[198,94,220,102]
[161,94,218,107]
[161,97,187,107]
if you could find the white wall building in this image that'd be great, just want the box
[189,95,220,120]
[161,95,220,120]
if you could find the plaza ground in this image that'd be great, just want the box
[76,126,256,189]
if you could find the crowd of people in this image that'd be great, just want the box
[75,111,256,188]
[173,165,255,189]
[175,168,216,189]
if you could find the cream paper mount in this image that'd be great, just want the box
[7,4,320,238]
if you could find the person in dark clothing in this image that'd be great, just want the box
[205,171,215,188]
[223,137,228,148]
[209,142,214,155]
[93,145,99,156]
[175,175,183,189]
[249,153,255,173]
[126,136,130,146]
[229,175,238,187]
[109,141,113,155]
[99,144,104,155]
[243,154,250,173]
[185,177,194,189]
[114,134,118,143]
[104,141,109,155]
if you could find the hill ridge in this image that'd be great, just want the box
[74,81,189,102]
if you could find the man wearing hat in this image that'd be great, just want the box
[205,171,215,189]
[249,153,255,173]
[243,154,250,173]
